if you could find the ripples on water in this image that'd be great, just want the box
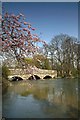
[2,78,78,118]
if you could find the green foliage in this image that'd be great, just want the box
[43,34,80,78]
[2,65,10,79]
[21,54,52,70]
[43,58,52,70]
[2,77,9,94]
[33,54,51,70]
[1,65,10,93]
[71,68,77,77]
[24,58,34,66]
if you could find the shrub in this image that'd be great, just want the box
[2,65,10,79]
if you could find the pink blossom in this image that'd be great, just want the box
[24,22,28,25]
[11,14,15,18]
[14,38,18,42]
[31,28,36,30]
[33,37,38,41]
[5,39,8,43]
[0,38,2,41]
[28,25,31,29]
[28,31,30,34]
[2,11,46,67]
[12,26,15,28]
[23,28,28,31]
[14,20,21,25]
[16,15,20,19]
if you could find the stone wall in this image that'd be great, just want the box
[9,68,57,80]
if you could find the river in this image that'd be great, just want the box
[2,78,78,118]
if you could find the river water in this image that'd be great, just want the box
[2,78,78,118]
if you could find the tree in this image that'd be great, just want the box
[77,43,80,76]
[1,12,46,69]
[73,42,80,77]
[61,36,77,77]
[46,34,66,76]
[33,54,51,69]
[44,34,79,77]
[2,64,10,79]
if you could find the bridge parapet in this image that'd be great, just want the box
[10,68,56,74]
[9,68,57,80]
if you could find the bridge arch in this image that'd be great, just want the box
[11,76,23,81]
[28,75,41,80]
[43,75,52,79]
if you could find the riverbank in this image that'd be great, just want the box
[2,78,9,94]
[57,76,79,79]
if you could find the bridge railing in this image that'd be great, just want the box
[9,69,57,76]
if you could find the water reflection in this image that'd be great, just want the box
[3,79,78,118]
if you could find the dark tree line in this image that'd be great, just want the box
[43,34,80,77]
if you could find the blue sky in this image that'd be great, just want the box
[3,2,78,44]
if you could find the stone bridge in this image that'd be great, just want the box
[8,68,57,80]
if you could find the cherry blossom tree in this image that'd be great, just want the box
[1,12,46,69]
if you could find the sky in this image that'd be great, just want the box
[3,2,78,44]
